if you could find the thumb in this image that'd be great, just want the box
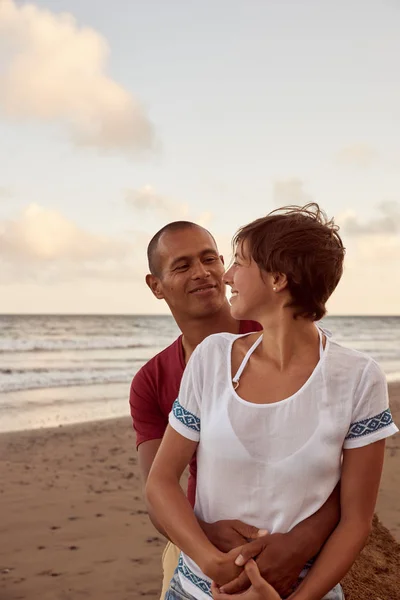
[245,561,280,599]
[234,537,266,566]
[234,521,269,540]
[244,560,264,585]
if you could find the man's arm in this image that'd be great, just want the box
[137,438,162,483]
[138,437,263,546]
[131,374,263,547]
[289,441,385,600]
[285,481,341,562]
[137,438,169,537]
[220,484,340,597]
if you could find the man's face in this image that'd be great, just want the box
[147,227,227,320]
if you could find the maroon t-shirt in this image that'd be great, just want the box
[130,320,262,506]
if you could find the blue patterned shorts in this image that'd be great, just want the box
[164,567,345,600]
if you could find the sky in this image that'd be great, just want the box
[0,0,399,315]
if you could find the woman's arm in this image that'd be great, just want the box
[288,439,386,600]
[145,425,244,584]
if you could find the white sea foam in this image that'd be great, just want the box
[0,315,399,431]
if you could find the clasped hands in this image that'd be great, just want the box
[200,519,305,600]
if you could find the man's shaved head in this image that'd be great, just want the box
[147,221,217,277]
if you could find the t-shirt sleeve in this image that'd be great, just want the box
[343,359,399,449]
[168,346,202,443]
[130,368,168,448]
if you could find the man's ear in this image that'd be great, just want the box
[145,274,165,300]
[219,254,225,265]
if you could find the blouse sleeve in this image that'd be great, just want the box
[168,345,203,442]
[344,359,398,449]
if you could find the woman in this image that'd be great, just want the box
[146,204,398,600]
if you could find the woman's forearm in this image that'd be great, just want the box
[289,518,371,600]
[146,472,221,573]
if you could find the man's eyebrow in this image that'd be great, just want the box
[169,255,191,269]
[169,248,218,269]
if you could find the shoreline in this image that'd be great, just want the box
[2,380,400,436]
[0,383,399,599]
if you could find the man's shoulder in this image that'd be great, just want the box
[192,322,262,358]
[131,335,184,390]
[195,331,245,356]
[239,320,262,334]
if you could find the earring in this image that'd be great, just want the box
[273,287,277,291]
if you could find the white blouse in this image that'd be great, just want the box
[169,331,398,600]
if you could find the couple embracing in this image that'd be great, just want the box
[131,204,397,600]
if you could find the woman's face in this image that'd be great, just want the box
[224,241,276,321]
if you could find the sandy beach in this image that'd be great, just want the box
[1,384,399,600]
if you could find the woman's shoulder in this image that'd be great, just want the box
[327,339,385,382]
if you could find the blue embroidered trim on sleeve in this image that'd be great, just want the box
[172,399,200,433]
[346,408,394,440]
[178,556,211,597]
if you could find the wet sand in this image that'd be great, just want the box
[0,383,399,600]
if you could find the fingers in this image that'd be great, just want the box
[245,560,282,600]
[234,537,268,566]
[244,560,264,587]
[211,581,233,600]
[219,571,249,594]
[234,520,269,540]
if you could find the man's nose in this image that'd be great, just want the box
[191,261,210,279]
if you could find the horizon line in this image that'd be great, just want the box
[0,313,399,318]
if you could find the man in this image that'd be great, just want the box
[130,221,340,599]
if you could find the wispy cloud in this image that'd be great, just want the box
[272,178,312,207]
[0,0,154,155]
[0,186,12,199]
[340,201,400,236]
[338,202,400,263]
[336,144,378,168]
[125,185,188,220]
[0,204,145,283]
[125,185,213,227]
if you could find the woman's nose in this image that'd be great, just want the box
[223,266,233,286]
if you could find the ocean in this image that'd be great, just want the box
[1,314,399,433]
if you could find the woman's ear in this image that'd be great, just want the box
[272,272,288,292]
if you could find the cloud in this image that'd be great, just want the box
[126,185,188,220]
[356,233,400,262]
[0,0,153,154]
[336,144,378,168]
[272,178,312,207]
[338,202,400,264]
[339,201,400,236]
[125,185,213,227]
[0,204,145,283]
[0,186,12,199]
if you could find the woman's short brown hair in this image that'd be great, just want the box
[233,203,345,321]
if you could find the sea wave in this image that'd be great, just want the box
[0,339,148,353]
[0,367,135,393]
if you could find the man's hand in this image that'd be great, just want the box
[212,560,282,600]
[219,533,304,598]
[200,519,268,553]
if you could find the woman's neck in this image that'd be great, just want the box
[257,311,320,371]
